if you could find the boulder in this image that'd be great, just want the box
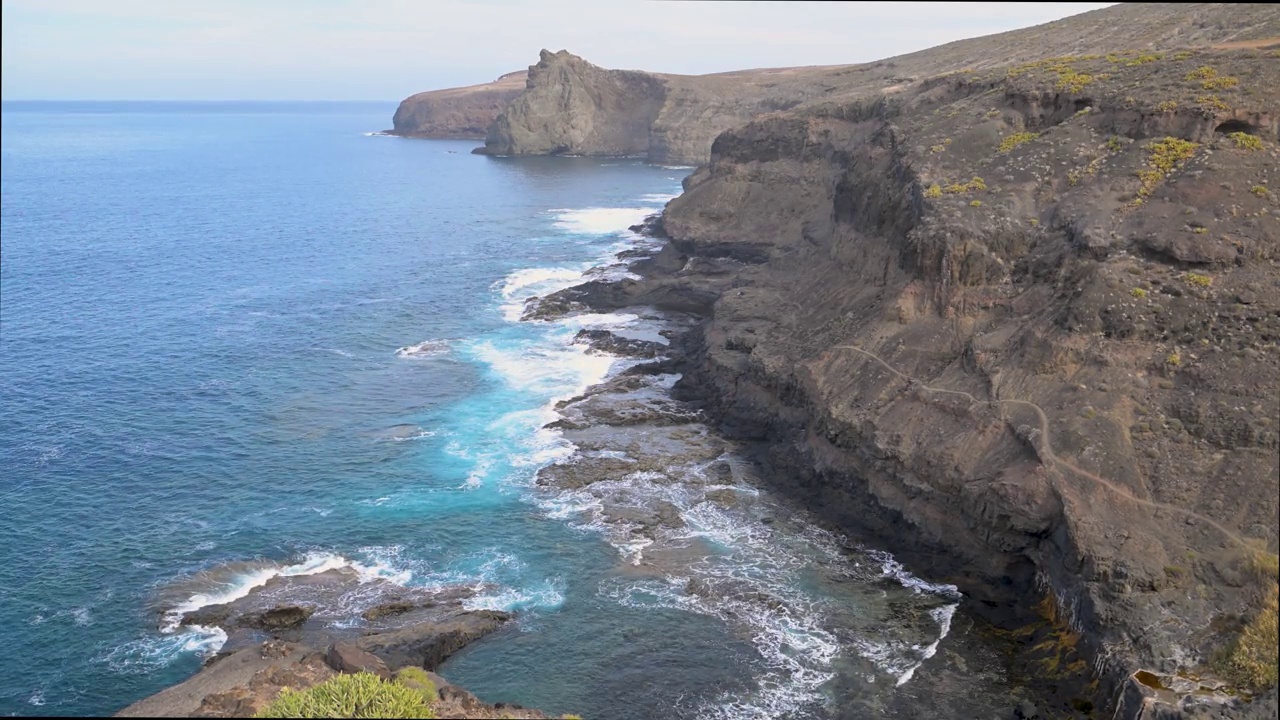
[356,610,513,670]
[325,642,390,679]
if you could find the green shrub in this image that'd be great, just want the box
[1131,288,1147,299]
[1185,272,1212,288]
[1185,66,1217,82]
[970,200,983,207]
[1252,185,1270,198]
[1202,75,1239,90]
[1106,136,1124,152]
[393,667,437,703]
[255,673,435,719]
[1156,100,1178,112]
[1126,53,1163,66]
[998,132,1039,154]
[1214,584,1279,691]
[1135,137,1198,200]
[1197,95,1231,112]
[1229,132,1264,151]
[924,184,942,199]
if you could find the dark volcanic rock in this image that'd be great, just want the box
[325,642,390,679]
[356,610,513,671]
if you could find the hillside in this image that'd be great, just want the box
[493,3,1280,718]
[392,3,1280,163]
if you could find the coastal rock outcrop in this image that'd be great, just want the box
[118,565,533,717]
[409,4,1280,164]
[481,50,668,158]
[524,6,1280,717]
[389,70,527,139]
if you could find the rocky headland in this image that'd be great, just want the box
[423,2,1280,718]
[117,568,555,718]
[395,4,1280,165]
[389,70,528,139]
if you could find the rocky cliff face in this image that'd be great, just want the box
[480,50,668,158]
[529,14,1280,717]
[417,4,1280,165]
[389,71,526,139]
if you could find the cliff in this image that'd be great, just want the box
[464,3,1280,164]
[389,70,527,139]
[523,4,1280,717]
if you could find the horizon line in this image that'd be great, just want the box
[1,98,400,103]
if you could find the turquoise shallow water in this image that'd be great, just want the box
[0,102,964,719]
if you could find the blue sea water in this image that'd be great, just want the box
[1,102,966,719]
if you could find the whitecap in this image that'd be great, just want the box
[639,192,678,204]
[551,207,653,235]
[895,604,957,686]
[395,339,450,358]
[158,550,412,633]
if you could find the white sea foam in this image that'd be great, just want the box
[469,338,618,399]
[464,578,565,612]
[639,192,678,204]
[159,551,412,633]
[98,624,229,675]
[895,604,958,686]
[872,549,962,599]
[498,266,589,321]
[395,339,450,358]
[551,207,652,235]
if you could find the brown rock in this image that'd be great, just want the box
[324,642,390,679]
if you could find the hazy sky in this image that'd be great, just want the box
[2,1,1114,101]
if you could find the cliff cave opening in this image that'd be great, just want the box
[1214,119,1259,135]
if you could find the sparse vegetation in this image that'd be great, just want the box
[970,200,983,207]
[998,132,1039,154]
[942,177,987,194]
[1252,185,1270,198]
[1055,67,1095,93]
[1185,66,1218,82]
[1213,584,1279,691]
[1029,218,1040,227]
[1185,66,1240,90]
[986,109,1002,118]
[1126,53,1162,66]
[1131,288,1147,299]
[924,184,943,199]
[254,673,436,719]
[1106,136,1124,153]
[930,144,946,153]
[1203,75,1240,90]
[1193,227,1208,234]
[1166,351,1181,367]
[1172,51,1193,61]
[1135,137,1198,201]
[1156,100,1178,112]
[1196,95,1231,112]
[1185,272,1212,287]
[1228,132,1264,151]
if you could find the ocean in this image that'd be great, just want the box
[1,101,971,719]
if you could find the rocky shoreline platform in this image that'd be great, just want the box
[117,568,551,718]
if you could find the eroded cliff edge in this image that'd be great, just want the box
[528,27,1280,720]
[468,3,1280,165]
[389,70,527,139]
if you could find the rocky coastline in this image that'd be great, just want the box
[116,568,552,718]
